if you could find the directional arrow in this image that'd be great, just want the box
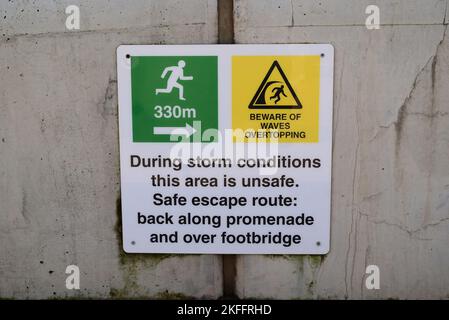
[153,123,196,138]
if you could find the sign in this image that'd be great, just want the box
[117,44,334,254]
[131,56,218,142]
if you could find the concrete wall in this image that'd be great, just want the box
[235,0,449,299]
[1,0,449,299]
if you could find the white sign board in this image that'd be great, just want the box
[117,44,334,254]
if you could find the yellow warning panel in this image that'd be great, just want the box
[232,56,320,143]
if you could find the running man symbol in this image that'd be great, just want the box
[270,84,287,104]
[155,60,193,100]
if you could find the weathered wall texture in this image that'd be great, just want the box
[0,0,221,299]
[235,0,449,299]
[1,0,449,300]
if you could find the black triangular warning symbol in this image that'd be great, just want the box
[248,60,302,109]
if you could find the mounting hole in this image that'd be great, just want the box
[131,241,136,245]
[126,54,130,59]
[316,241,321,246]
[320,53,325,58]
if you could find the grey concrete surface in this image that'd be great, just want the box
[235,0,449,299]
[0,0,220,299]
[1,0,217,38]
